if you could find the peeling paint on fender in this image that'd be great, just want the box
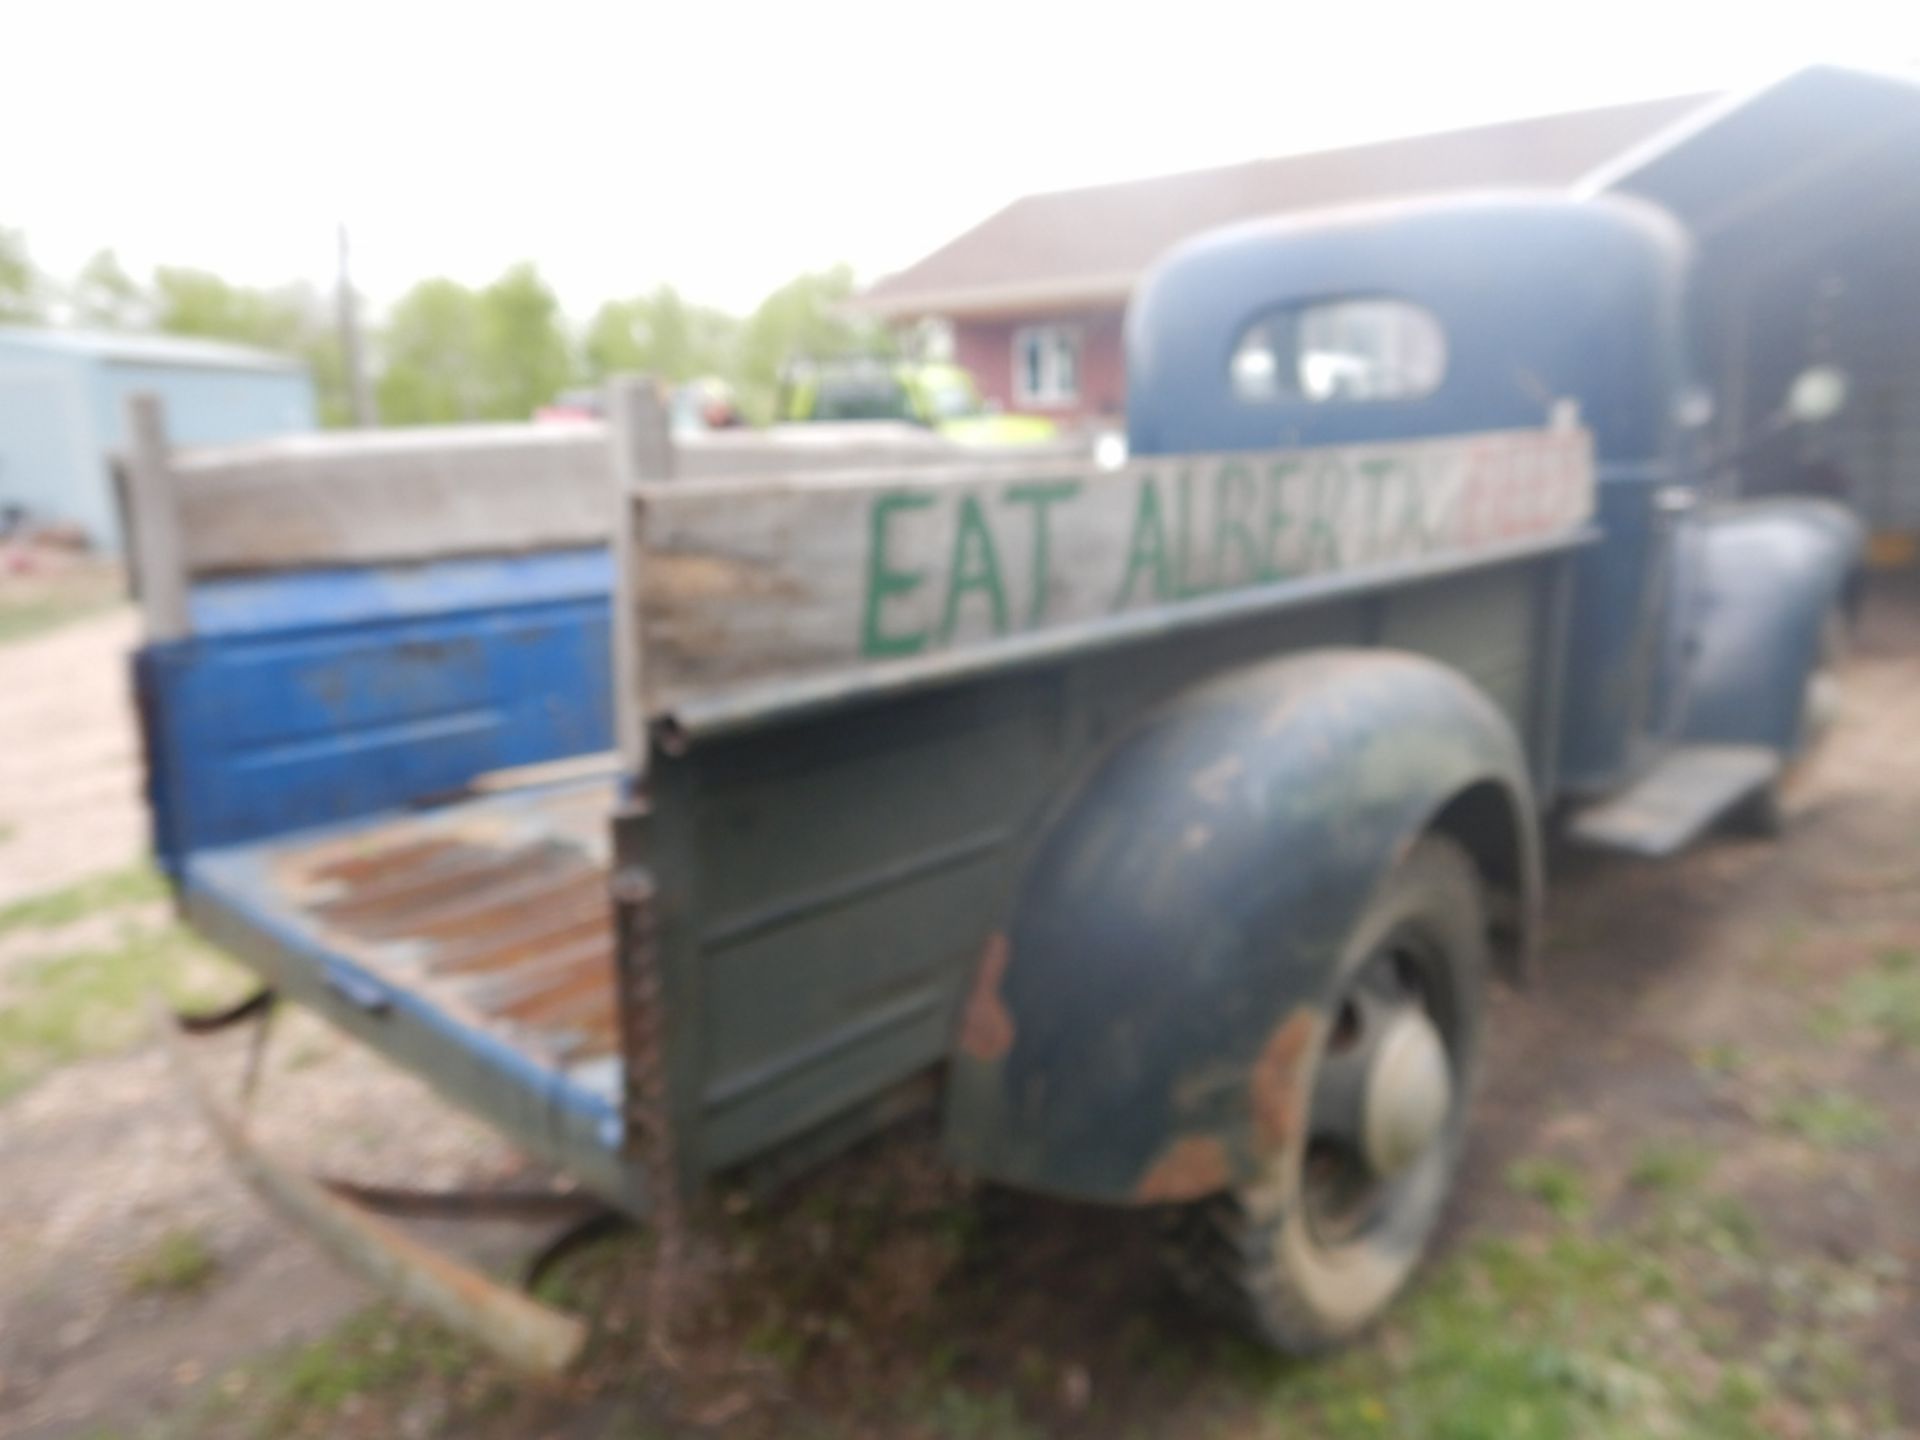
[1250,1008,1319,1151]
[958,931,1016,1062]
[1133,1135,1232,1203]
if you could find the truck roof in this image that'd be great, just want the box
[1126,191,1691,465]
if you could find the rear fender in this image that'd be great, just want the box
[942,649,1539,1206]
[1680,498,1865,754]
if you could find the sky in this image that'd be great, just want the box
[7,1,1918,320]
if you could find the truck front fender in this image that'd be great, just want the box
[1680,498,1864,755]
[943,649,1539,1207]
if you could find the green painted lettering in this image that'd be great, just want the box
[861,491,934,657]
[1395,459,1436,554]
[1173,466,1200,597]
[1210,462,1260,591]
[940,494,1010,642]
[1358,459,1396,562]
[1114,474,1174,608]
[1004,480,1081,627]
[1303,460,1345,572]
[1262,460,1303,579]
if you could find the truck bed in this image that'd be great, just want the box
[177,777,644,1209]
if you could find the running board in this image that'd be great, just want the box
[1566,744,1781,859]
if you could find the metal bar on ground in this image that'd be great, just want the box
[154,1001,590,1376]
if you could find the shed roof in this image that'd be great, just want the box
[1579,65,1920,237]
[0,325,304,374]
[857,92,1710,320]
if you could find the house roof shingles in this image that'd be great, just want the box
[860,93,1710,318]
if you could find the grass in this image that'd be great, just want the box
[1693,1042,1747,1078]
[125,1229,220,1296]
[1627,1141,1711,1194]
[1653,1194,1763,1263]
[1771,1091,1887,1148]
[1828,948,1920,1051]
[922,1385,1046,1440]
[1505,1158,1590,1221]
[0,590,120,646]
[144,1308,497,1440]
[1241,1231,1769,1440]
[222,1307,479,1439]
[0,565,124,646]
[0,864,169,936]
[1237,1189,1900,1438]
[0,868,244,1102]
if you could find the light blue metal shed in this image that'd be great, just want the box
[0,327,316,550]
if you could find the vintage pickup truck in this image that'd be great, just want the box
[121,192,1860,1369]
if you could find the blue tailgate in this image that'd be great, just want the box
[135,546,648,1212]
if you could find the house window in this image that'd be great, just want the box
[1014,325,1081,406]
[1231,298,1446,403]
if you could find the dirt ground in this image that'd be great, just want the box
[0,603,145,909]
[0,579,1915,1439]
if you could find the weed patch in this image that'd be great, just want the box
[1506,1158,1590,1221]
[0,876,244,1100]
[239,1308,472,1438]
[125,1229,219,1296]
[1771,1092,1887,1148]
[1827,949,1920,1050]
[0,865,168,937]
[1628,1141,1711,1194]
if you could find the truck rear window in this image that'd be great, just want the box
[1231,298,1446,404]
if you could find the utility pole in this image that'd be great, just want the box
[336,223,376,427]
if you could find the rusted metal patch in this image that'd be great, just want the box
[609,863,686,1363]
[1249,1007,1318,1152]
[252,783,622,1070]
[957,931,1016,1063]
[1133,1134,1232,1203]
[302,835,460,889]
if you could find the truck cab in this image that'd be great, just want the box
[1130,191,1861,846]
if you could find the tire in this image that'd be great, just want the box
[1161,835,1489,1354]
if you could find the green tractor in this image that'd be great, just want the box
[777,356,1059,448]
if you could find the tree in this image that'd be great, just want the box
[583,286,738,385]
[0,226,43,324]
[376,278,487,423]
[148,268,353,425]
[375,264,573,424]
[476,263,573,420]
[70,249,149,330]
[152,266,306,350]
[285,280,356,429]
[735,264,889,422]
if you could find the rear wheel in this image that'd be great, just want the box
[1163,836,1488,1353]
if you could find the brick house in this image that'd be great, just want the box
[855,94,1708,427]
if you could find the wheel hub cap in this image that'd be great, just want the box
[1361,1008,1451,1176]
